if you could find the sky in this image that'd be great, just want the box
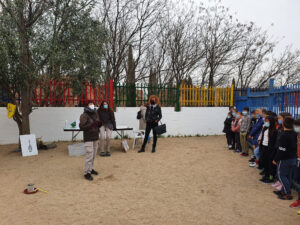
[197,0,300,55]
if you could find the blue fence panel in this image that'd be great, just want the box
[235,79,300,119]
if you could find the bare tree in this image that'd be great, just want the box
[98,0,166,83]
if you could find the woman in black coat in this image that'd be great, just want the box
[138,95,162,153]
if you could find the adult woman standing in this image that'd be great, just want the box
[138,95,162,153]
[97,101,116,157]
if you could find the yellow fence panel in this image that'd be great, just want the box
[179,84,234,107]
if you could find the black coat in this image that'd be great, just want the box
[223,117,232,133]
[145,105,162,123]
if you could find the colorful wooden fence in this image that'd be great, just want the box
[180,84,234,107]
[1,80,114,107]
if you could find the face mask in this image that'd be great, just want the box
[294,126,300,133]
[278,119,283,125]
[103,105,108,109]
[150,100,155,105]
[227,116,231,119]
[236,115,240,119]
[232,112,236,117]
[264,122,270,128]
[89,104,95,110]
[242,111,247,116]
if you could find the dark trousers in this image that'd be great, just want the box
[261,146,276,178]
[235,132,241,150]
[259,145,267,170]
[142,122,158,150]
[277,159,297,195]
[231,132,236,148]
[225,132,232,146]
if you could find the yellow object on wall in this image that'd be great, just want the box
[7,103,16,119]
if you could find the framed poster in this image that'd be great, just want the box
[20,134,38,157]
[122,140,129,152]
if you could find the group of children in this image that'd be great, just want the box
[223,106,300,212]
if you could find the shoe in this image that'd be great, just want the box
[228,145,232,149]
[259,170,265,175]
[290,200,300,208]
[152,147,156,153]
[275,184,282,191]
[229,147,235,150]
[106,152,111,157]
[249,162,256,167]
[100,152,106,157]
[249,158,255,162]
[234,149,241,153]
[91,169,98,175]
[260,178,273,184]
[278,194,293,200]
[138,148,145,153]
[84,173,93,181]
[250,155,256,160]
[272,181,281,188]
[273,190,283,196]
[240,153,248,157]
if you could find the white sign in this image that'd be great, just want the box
[122,140,130,152]
[20,134,38,157]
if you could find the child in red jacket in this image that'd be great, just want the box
[232,111,242,153]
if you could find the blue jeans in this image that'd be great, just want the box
[277,159,297,195]
[254,146,260,159]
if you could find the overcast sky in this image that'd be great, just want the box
[197,0,300,54]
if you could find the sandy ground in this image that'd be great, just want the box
[0,136,299,225]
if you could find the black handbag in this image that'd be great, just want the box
[137,110,142,119]
[154,121,166,135]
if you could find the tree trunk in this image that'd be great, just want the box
[20,85,31,134]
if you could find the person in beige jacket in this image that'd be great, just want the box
[139,104,147,131]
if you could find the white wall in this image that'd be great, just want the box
[0,107,228,144]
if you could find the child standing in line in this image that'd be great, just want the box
[273,117,298,200]
[232,111,242,153]
[240,107,251,157]
[223,112,233,149]
[259,116,278,183]
[272,112,292,190]
[230,109,237,150]
[289,119,300,208]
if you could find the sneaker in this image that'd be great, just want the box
[234,149,241,153]
[278,194,293,200]
[259,177,273,184]
[91,169,98,175]
[106,152,111,157]
[275,184,282,191]
[240,153,248,157]
[259,170,265,175]
[228,145,232,149]
[273,190,283,196]
[229,147,235,150]
[272,181,281,188]
[249,162,256,167]
[84,173,93,181]
[152,147,156,153]
[138,149,145,153]
[249,158,255,163]
[100,152,106,157]
[250,155,256,160]
[290,200,300,208]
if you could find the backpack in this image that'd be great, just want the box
[137,110,142,119]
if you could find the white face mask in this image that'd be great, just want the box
[88,104,95,110]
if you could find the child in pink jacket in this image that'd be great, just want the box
[232,111,242,152]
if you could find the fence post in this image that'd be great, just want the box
[230,84,234,106]
[109,79,114,109]
[175,83,180,112]
[268,79,274,111]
